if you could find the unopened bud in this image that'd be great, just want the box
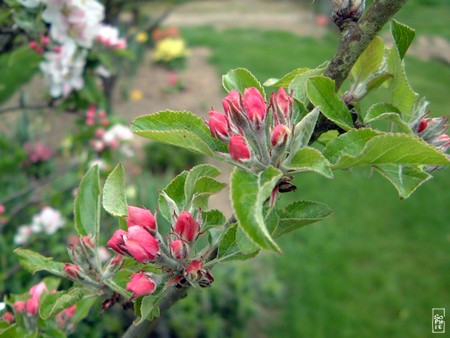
[13,301,26,313]
[175,211,200,243]
[229,135,251,162]
[208,111,230,141]
[271,124,290,147]
[169,239,189,259]
[64,263,80,280]
[416,118,428,133]
[127,206,156,233]
[2,311,14,324]
[331,0,365,28]
[126,272,157,300]
[243,87,266,129]
[185,260,203,281]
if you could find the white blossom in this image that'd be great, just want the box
[40,41,87,97]
[30,206,65,235]
[103,124,134,144]
[97,25,127,50]
[14,225,33,245]
[42,0,104,48]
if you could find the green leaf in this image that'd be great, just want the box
[39,288,88,320]
[0,47,42,105]
[273,201,333,238]
[307,76,354,130]
[364,103,411,133]
[137,295,160,324]
[222,68,265,99]
[386,47,418,121]
[131,111,226,155]
[104,279,131,299]
[14,248,65,277]
[202,209,226,230]
[322,128,381,164]
[289,66,326,103]
[366,73,393,92]
[103,164,128,218]
[263,68,309,87]
[74,166,100,237]
[73,297,97,323]
[158,171,188,221]
[230,167,283,253]
[352,36,385,83]
[287,106,320,159]
[324,131,450,169]
[184,164,221,204]
[391,20,416,60]
[0,323,17,338]
[286,147,333,178]
[376,164,431,199]
[216,225,259,263]
[191,177,226,209]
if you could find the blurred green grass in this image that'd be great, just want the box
[181,9,449,337]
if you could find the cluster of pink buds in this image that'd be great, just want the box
[29,35,50,54]
[412,115,450,153]
[56,305,77,332]
[13,282,48,317]
[207,87,295,171]
[23,142,53,166]
[411,114,450,171]
[2,311,14,324]
[107,206,214,300]
[86,105,109,127]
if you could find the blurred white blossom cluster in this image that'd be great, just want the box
[18,0,127,98]
[14,207,65,245]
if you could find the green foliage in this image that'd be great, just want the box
[230,167,282,253]
[131,111,227,156]
[102,164,128,218]
[306,76,354,130]
[222,68,266,98]
[391,20,416,60]
[0,47,42,105]
[39,288,89,320]
[74,165,100,237]
[14,248,66,277]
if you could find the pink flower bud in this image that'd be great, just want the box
[175,211,200,242]
[108,139,119,148]
[2,312,14,324]
[124,226,160,263]
[82,236,95,248]
[53,46,62,53]
[417,119,428,133]
[114,39,127,50]
[107,229,128,255]
[13,301,26,313]
[185,260,203,280]
[274,87,292,118]
[111,254,123,266]
[35,46,44,54]
[0,204,5,214]
[170,239,189,259]
[208,111,230,141]
[29,41,38,50]
[228,135,251,162]
[40,35,50,46]
[86,105,97,118]
[29,282,47,299]
[63,305,76,318]
[26,296,40,315]
[126,272,156,299]
[271,124,290,147]
[101,118,110,127]
[98,110,107,119]
[243,87,266,124]
[127,206,156,232]
[167,71,178,86]
[95,128,105,138]
[222,90,242,116]
[64,263,80,280]
[86,118,95,126]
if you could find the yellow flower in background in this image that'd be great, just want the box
[153,37,189,63]
[135,32,148,43]
[131,89,143,101]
